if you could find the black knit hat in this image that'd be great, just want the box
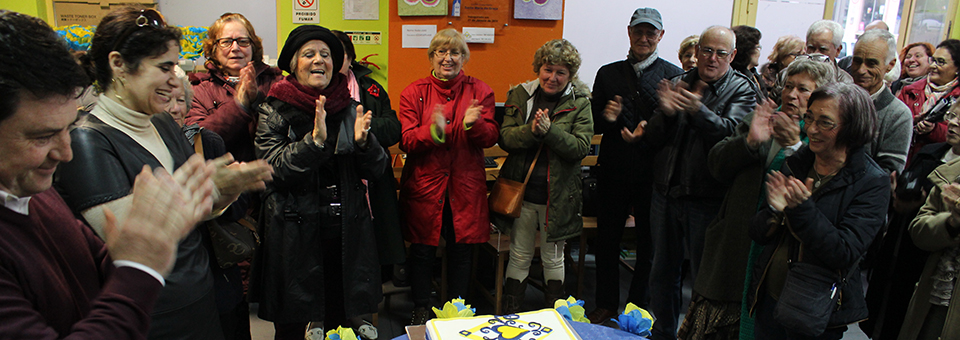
[277,25,343,74]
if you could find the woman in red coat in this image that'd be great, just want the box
[899,39,960,165]
[398,28,499,324]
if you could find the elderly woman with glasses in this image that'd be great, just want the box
[899,39,960,164]
[56,7,273,340]
[397,28,499,325]
[746,83,888,338]
[185,13,282,163]
[250,25,387,340]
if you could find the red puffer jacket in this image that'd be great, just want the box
[398,71,499,246]
[898,78,960,163]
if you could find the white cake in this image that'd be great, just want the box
[425,309,582,340]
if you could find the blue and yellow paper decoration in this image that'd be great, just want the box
[56,25,95,51]
[433,297,476,319]
[458,314,553,340]
[613,302,654,337]
[324,326,358,340]
[553,296,589,323]
[178,26,207,60]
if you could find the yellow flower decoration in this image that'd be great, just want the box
[432,297,476,319]
[553,296,589,323]
[324,326,358,340]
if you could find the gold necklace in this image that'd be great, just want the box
[812,168,841,189]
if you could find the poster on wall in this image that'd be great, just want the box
[398,0,448,16]
[293,0,319,23]
[461,0,508,26]
[344,0,379,20]
[514,0,562,20]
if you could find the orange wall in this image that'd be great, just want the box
[388,1,563,102]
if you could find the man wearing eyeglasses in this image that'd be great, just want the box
[0,11,213,339]
[849,29,912,174]
[586,7,683,324]
[805,20,854,84]
[644,25,757,340]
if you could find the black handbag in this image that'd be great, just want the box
[192,133,259,269]
[773,221,858,337]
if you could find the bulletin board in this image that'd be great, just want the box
[388,0,563,103]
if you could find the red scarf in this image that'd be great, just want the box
[268,73,351,114]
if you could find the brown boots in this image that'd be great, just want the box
[543,280,565,308]
[502,278,527,315]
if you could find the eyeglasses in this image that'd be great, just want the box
[795,54,832,63]
[698,47,730,59]
[112,9,167,52]
[216,37,253,48]
[629,26,662,39]
[801,114,839,131]
[945,111,960,122]
[434,49,462,60]
[929,56,951,67]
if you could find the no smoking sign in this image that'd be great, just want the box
[293,0,319,23]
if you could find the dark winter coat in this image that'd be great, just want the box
[747,146,889,328]
[352,63,405,264]
[645,68,758,199]
[250,96,388,322]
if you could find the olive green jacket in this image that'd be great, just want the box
[494,79,593,242]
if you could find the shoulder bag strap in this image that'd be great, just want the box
[521,143,544,184]
[193,132,203,155]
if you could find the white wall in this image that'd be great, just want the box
[157,0,278,62]
[754,0,826,66]
[562,0,735,89]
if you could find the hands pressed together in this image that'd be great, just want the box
[658,80,705,118]
[940,183,960,228]
[235,62,259,109]
[766,171,813,212]
[530,108,551,136]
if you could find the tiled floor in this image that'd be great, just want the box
[247,240,870,340]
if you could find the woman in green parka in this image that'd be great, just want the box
[497,39,593,313]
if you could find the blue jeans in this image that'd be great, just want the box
[649,191,720,340]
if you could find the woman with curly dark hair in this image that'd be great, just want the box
[732,25,766,100]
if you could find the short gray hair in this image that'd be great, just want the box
[700,25,736,50]
[807,20,843,47]
[784,55,837,88]
[857,29,898,64]
[808,82,876,150]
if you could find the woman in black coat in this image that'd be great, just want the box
[746,83,889,339]
[250,25,388,340]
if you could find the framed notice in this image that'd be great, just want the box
[514,0,562,20]
[344,0,379,20]
[293,0,319,23]
[461,0,508,26]
[398,0,448,16]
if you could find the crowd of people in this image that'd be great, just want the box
[2,3,960,340]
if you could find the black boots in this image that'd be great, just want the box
[502,278,527,315]
[543,280,565,308]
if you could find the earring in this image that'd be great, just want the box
[113,76,126,101]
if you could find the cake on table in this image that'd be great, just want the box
[425,309,582,340]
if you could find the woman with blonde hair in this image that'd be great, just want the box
[761,35,804,99]
[398,28,499,324]
[678,35,699,71]
[497,39,593,313]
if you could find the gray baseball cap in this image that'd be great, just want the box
[630,8,662,30]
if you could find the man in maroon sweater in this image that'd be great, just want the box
[0,11,214,339]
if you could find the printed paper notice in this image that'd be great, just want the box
[462,27,495,43]
[293,0,319,23]
[344,0,379,20]
[402,25,436,48]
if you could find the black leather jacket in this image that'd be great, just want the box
[250,97,388,322]
[645,68,758,198]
